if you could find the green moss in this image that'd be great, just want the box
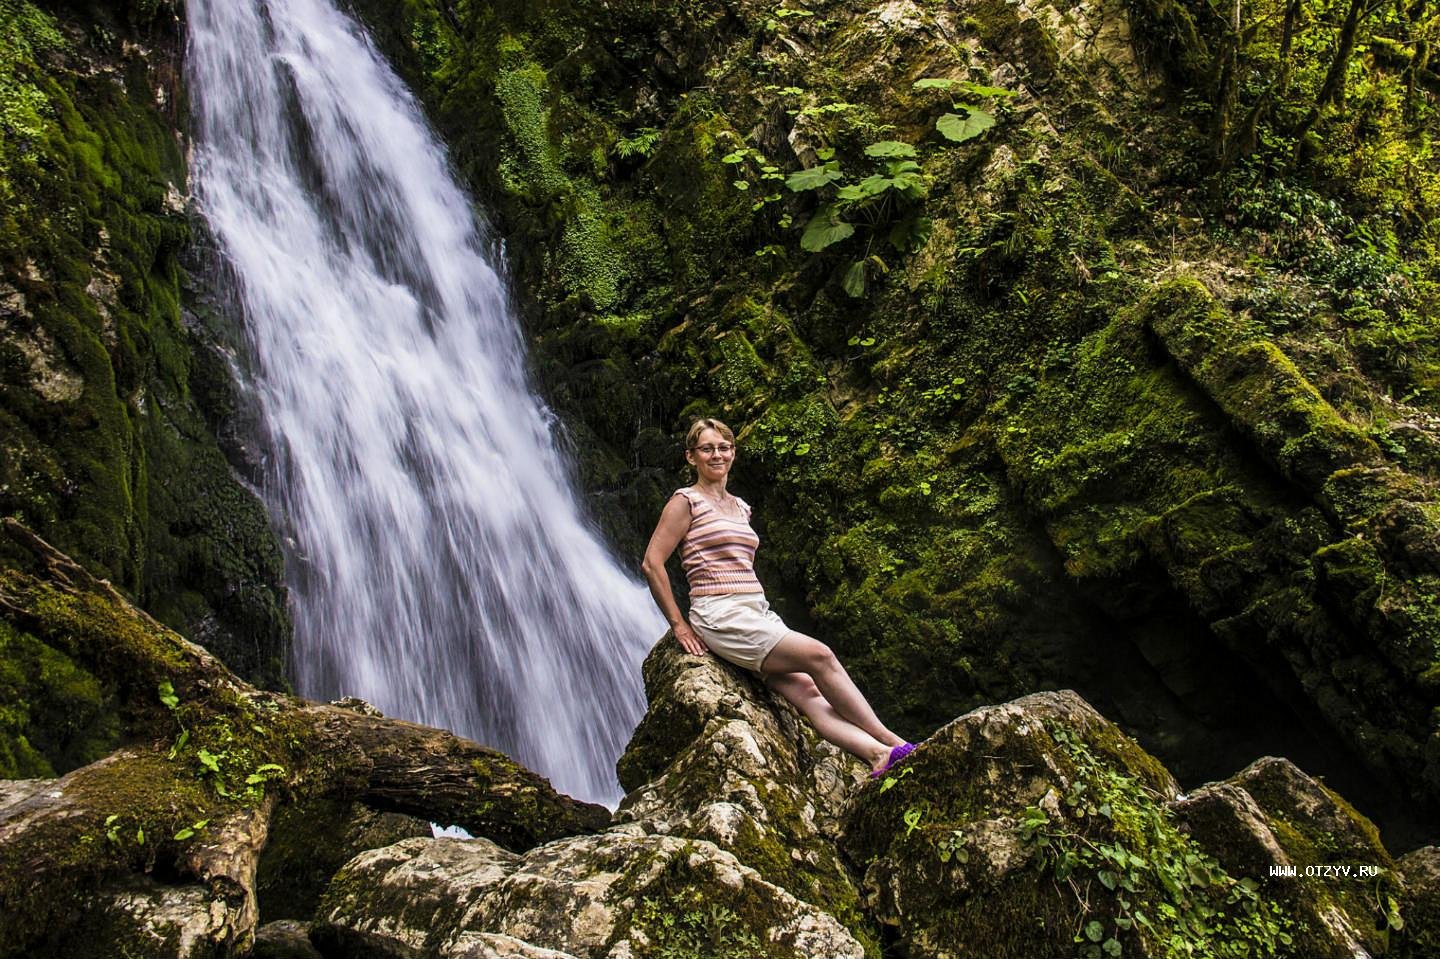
[1,2,290,684]
[0,746,215,956]
[0,620,120,777]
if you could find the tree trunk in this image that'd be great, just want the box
[1291,0,1376,166]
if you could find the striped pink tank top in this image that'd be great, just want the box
[674,487,763,595]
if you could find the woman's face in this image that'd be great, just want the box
[687,427,735,483]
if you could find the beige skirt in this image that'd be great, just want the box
[688,591,791,673]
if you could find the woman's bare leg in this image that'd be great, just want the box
[764,671,891,768]
[760,632,905,748]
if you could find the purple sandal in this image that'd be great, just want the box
[869,742,917,778]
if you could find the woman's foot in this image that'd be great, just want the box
[869,742,916,778]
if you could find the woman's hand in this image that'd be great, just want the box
[673,621,709,656]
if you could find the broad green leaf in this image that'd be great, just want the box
[157,681,179,710]
[960,82,1016,98]
[936,110,996,143]
[785,163,843,191]
[173,828,195,841]
[197,749,220,773]
[800,206,854,251]
[853,174,895,197]
[721,151,747,164]
[1085,920,1104,943]
[912,77,959,90]
[864,139,917,158]
[842,260,866,298]
[732,180,750,191]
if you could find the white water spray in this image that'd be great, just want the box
[186,0,663,804]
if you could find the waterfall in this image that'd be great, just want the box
[185,0,663,805]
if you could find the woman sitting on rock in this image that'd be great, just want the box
[642,417,915,777]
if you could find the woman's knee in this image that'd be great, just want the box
[802,638,838,673]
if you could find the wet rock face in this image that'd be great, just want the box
[313,833,865,959]
[0,0,290,728]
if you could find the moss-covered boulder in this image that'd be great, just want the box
[313,833,865,959]
[839,690,1305,958]
[0,525,608,959]
[614,636,875,952]
[1171,757,1401,957]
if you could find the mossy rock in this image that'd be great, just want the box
[256,799,432,924]
[315,833,866,958]
[0,0,290,688]
[1173,756,1402,958]
[616,638,878,955]
[841,691,1304,958]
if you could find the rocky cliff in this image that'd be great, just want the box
[0,0,291,778]
[341,0,1440,831]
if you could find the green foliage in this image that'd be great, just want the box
[0,0,65,211]
[164,691,290,805]
[1021,726,1294,959]
[912,77,1012,144]
[936,109,996,143]
[0,622,119,777]
[614,126,662,159]
[635,894,766,958]
[800,203,855,252]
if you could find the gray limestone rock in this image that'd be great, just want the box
[253,920,323,959]
[313,832,864,959]
[613,639,872,942]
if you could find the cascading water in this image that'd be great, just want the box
[185,0,664,805]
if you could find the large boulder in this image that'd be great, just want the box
[614,639,873,948]
[312,832,865,959]
[839,690,1299,959]
[1171,756,1402,958]
[257,798,433,923]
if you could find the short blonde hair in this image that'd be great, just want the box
[685,417,735,450]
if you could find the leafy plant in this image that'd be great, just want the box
[913,77,1014,143]
[636,896,765,958]
[613,127,661,160]
[1020,725,1295,959]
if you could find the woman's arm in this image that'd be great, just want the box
[641,495,708,656]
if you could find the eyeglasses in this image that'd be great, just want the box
[691,443,735,455]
